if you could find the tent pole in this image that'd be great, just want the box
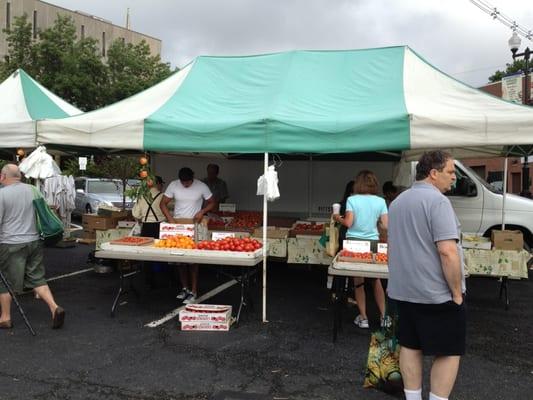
[262,152,268,323]
[502,157,508,230]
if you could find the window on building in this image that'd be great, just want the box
[81,24,85,40]
[101,31,106,57]
[32,10,37,38]
[6,2,11,29]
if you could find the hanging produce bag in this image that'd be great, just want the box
[363,301,403,395]
[32,186,64,246]
[322,218,339,257]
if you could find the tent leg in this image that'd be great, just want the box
[502,157,508,230]
[262,152,268,323]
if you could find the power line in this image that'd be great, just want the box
[470,0,532,41]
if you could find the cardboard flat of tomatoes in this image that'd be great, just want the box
[110,236,154,246]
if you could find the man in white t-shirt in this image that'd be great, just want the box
[160,167,216,303]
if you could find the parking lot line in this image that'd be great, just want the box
[145,278,238,328]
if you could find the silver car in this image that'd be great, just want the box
[74,178,137,214]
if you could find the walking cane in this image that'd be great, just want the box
[0,269,36,336]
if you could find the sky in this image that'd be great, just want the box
[49,0,533,87]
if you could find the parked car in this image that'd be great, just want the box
[74,178,137,215]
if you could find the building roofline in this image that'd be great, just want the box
[38,0,161,43]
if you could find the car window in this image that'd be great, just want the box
[88,181,122,194]
[75,180,85,190]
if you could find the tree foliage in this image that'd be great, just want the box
[0,14,174,111]
[488,59,528,83]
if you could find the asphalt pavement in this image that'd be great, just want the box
[1,243,532,400]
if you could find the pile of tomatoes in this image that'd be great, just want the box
[293,223,324,232]
[197,237,262,252]
[374,253,388,263]
[227,212,262,230]
[339,250,373,262]
[155,235,196,249]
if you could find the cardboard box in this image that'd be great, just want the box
[461,233,492,250]
[491,230,523,251]
[180,321,232,331]
[252,227,289,239]
[117,220,136,228]
[82,214,121,231]
[179,308,232,323]
[97,208,130,218]
[81,230,96,239]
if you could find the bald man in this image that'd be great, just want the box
[0,164,65,329]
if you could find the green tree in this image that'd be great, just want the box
[98,156,140,210]
[0,14,37,80]
[107,39,173,103]
[488,59,527,83]
[34,15,109,111]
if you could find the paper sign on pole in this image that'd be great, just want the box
[211,231,236,240]
[343,240,371,253]
[377,243,388,254]
[78,157,87,171]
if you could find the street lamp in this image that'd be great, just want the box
[508,32,532,198]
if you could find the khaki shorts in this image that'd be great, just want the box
[0,240,47,294]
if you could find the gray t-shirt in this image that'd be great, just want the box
[387,182,465,304]
[0,182,39,244]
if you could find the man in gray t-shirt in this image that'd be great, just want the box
[0,164,65,330]
[388,151,465,400]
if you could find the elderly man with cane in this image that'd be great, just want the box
[0,164,65,330]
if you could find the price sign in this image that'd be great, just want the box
[377,243,388,254]
[211,231,236,240]
[219,203,236,213]
[343,240,371,253]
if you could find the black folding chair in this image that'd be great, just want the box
[0,269,36,336]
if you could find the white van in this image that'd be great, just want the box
[404,160,533,249]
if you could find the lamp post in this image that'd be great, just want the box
[508,32,532,198]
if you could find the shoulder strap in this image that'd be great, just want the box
[143,191,162,222]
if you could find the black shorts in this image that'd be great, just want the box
[397,299,466,356]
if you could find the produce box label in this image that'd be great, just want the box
[344,240,371,253]
[159,223,195,238]
[180,321,232,331]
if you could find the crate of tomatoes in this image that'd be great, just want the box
[338,249,374,263]
[196,237,262,253]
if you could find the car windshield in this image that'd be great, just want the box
[460,164,502,194]
[87,181,123,194]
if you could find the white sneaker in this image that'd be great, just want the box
[182,292,197,304]
[354,315,369,328]
[176,288,189,300]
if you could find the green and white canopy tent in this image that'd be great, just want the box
[37,46,533,322]
[38,46,533,154]
[0,69,81,149]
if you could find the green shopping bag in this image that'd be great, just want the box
[363,300,403,395]
[32,186,63,245]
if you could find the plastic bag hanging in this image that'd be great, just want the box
[257,165,280,202]
[18,146,61,179]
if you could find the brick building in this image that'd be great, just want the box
[0,0,161,60]
[462,80,531,195]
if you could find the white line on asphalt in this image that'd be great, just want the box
[20,267,94,295]
[145,278,238,328]
[46,268,93,282]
